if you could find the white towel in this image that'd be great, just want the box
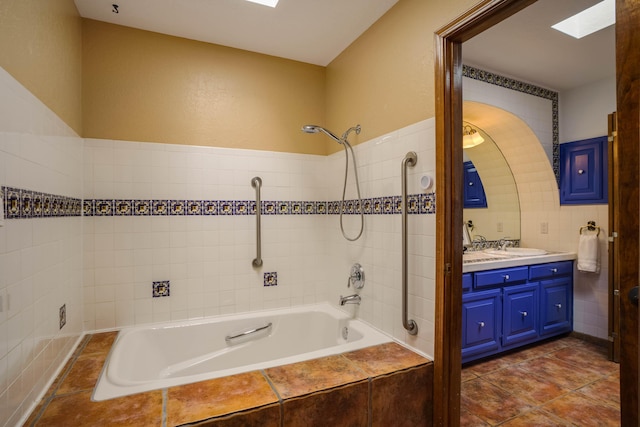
[577,233,599,273]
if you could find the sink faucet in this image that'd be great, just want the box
[499,238,512,250]
[339,294,361,306]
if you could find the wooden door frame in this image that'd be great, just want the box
[435,0,639,424]
[433,1,537,424]
[614,0,639,424]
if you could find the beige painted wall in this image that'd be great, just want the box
[0,0,82,133]
[325,0,478,153]
[82,20,327,155]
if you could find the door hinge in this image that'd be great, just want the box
[614,289,620,296]
[608,333,617,342]
[444,263,451,274]
[608,231,618,242]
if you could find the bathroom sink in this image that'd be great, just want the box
[484,248,548,257]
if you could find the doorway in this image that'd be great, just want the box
[433,0,639,425]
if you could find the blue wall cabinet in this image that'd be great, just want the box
[463,161,488,208]
[462,261,573,364]
[560,136,608,204]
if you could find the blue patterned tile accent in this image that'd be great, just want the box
[463,65,559,183]
[263,272,277,287]
[1,186,438,220]
[152,280,170,297]
[0,186,82,219]
[134,200,151,216]
[152,200,169,216]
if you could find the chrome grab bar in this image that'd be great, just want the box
[401,152,418,335]
[251,177,263,267]
[225,322,272,342]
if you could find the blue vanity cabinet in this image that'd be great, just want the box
[502,283,539,349]
[462,260,574,364]
[462,289,502,363]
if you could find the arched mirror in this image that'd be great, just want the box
[462,121,520,243]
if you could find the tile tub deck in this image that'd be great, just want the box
[24,332,433,426]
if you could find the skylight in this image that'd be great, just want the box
[245,0,279,7]
[551,0,615,39]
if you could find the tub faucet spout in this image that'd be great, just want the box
[339,294,361,306]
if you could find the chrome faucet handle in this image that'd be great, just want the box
[349,263,365,289]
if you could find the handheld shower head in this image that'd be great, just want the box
[301,125,343,144]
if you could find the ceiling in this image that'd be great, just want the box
[74,0,614,92]
[463,0,615,91]
[73,0,399,66]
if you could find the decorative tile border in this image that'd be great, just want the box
[81,194,436,217]
[263,272,277,287]
[462,65,560,183]
[1,186,82,219]
[2,186,436,219]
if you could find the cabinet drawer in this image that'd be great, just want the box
[529,261,573,280]
[462,273,473,293]
[474,266,528,289]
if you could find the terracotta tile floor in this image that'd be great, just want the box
[461,336,620,426]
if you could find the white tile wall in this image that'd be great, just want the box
[83,140,333,330]
[324,119,437,357]
[0,66,83,427]
[82,119,438,359]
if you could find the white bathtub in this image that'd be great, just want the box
[93,303,391,400]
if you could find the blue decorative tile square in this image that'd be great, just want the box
[21,190,33,218]
[249,201,257,215]
[291,201,303,215]
[219,201,234,215]
[234,200,249,215]
[407,194,419,214]
[303,201,316,215]
[278,202,290,215]
[393,196,402,214]
[187,200,202,216]
[345,200,355,214]
[115,200,133,216]
[202,200,218,215]
[134,200,151,216]
[152,280,170,297]
[263,201,276,215]
[316,202,326,215]
[94,199,114,216]
[373,198,383,214]
[42,194,52,217]
[170,200,186,215]
[6,188,20,218]
[420,193,436,214]
[383,197,394,214]
[263,272,277,287]
[362,198,372,214]
[152,200,169,216]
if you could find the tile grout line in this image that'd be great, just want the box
[259,370,283,427]
[162,388,168,427]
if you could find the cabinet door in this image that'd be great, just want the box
[503,283,539,348]
[462,289,501,363]
[463,161,488,208]
[560,136,607,204]
[540,277,573,336]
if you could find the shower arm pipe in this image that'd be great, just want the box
[401,152,418,335]
[251,177,263,267]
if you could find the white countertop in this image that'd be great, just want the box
[463,250,577,273]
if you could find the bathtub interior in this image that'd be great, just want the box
[93,303,391,401]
